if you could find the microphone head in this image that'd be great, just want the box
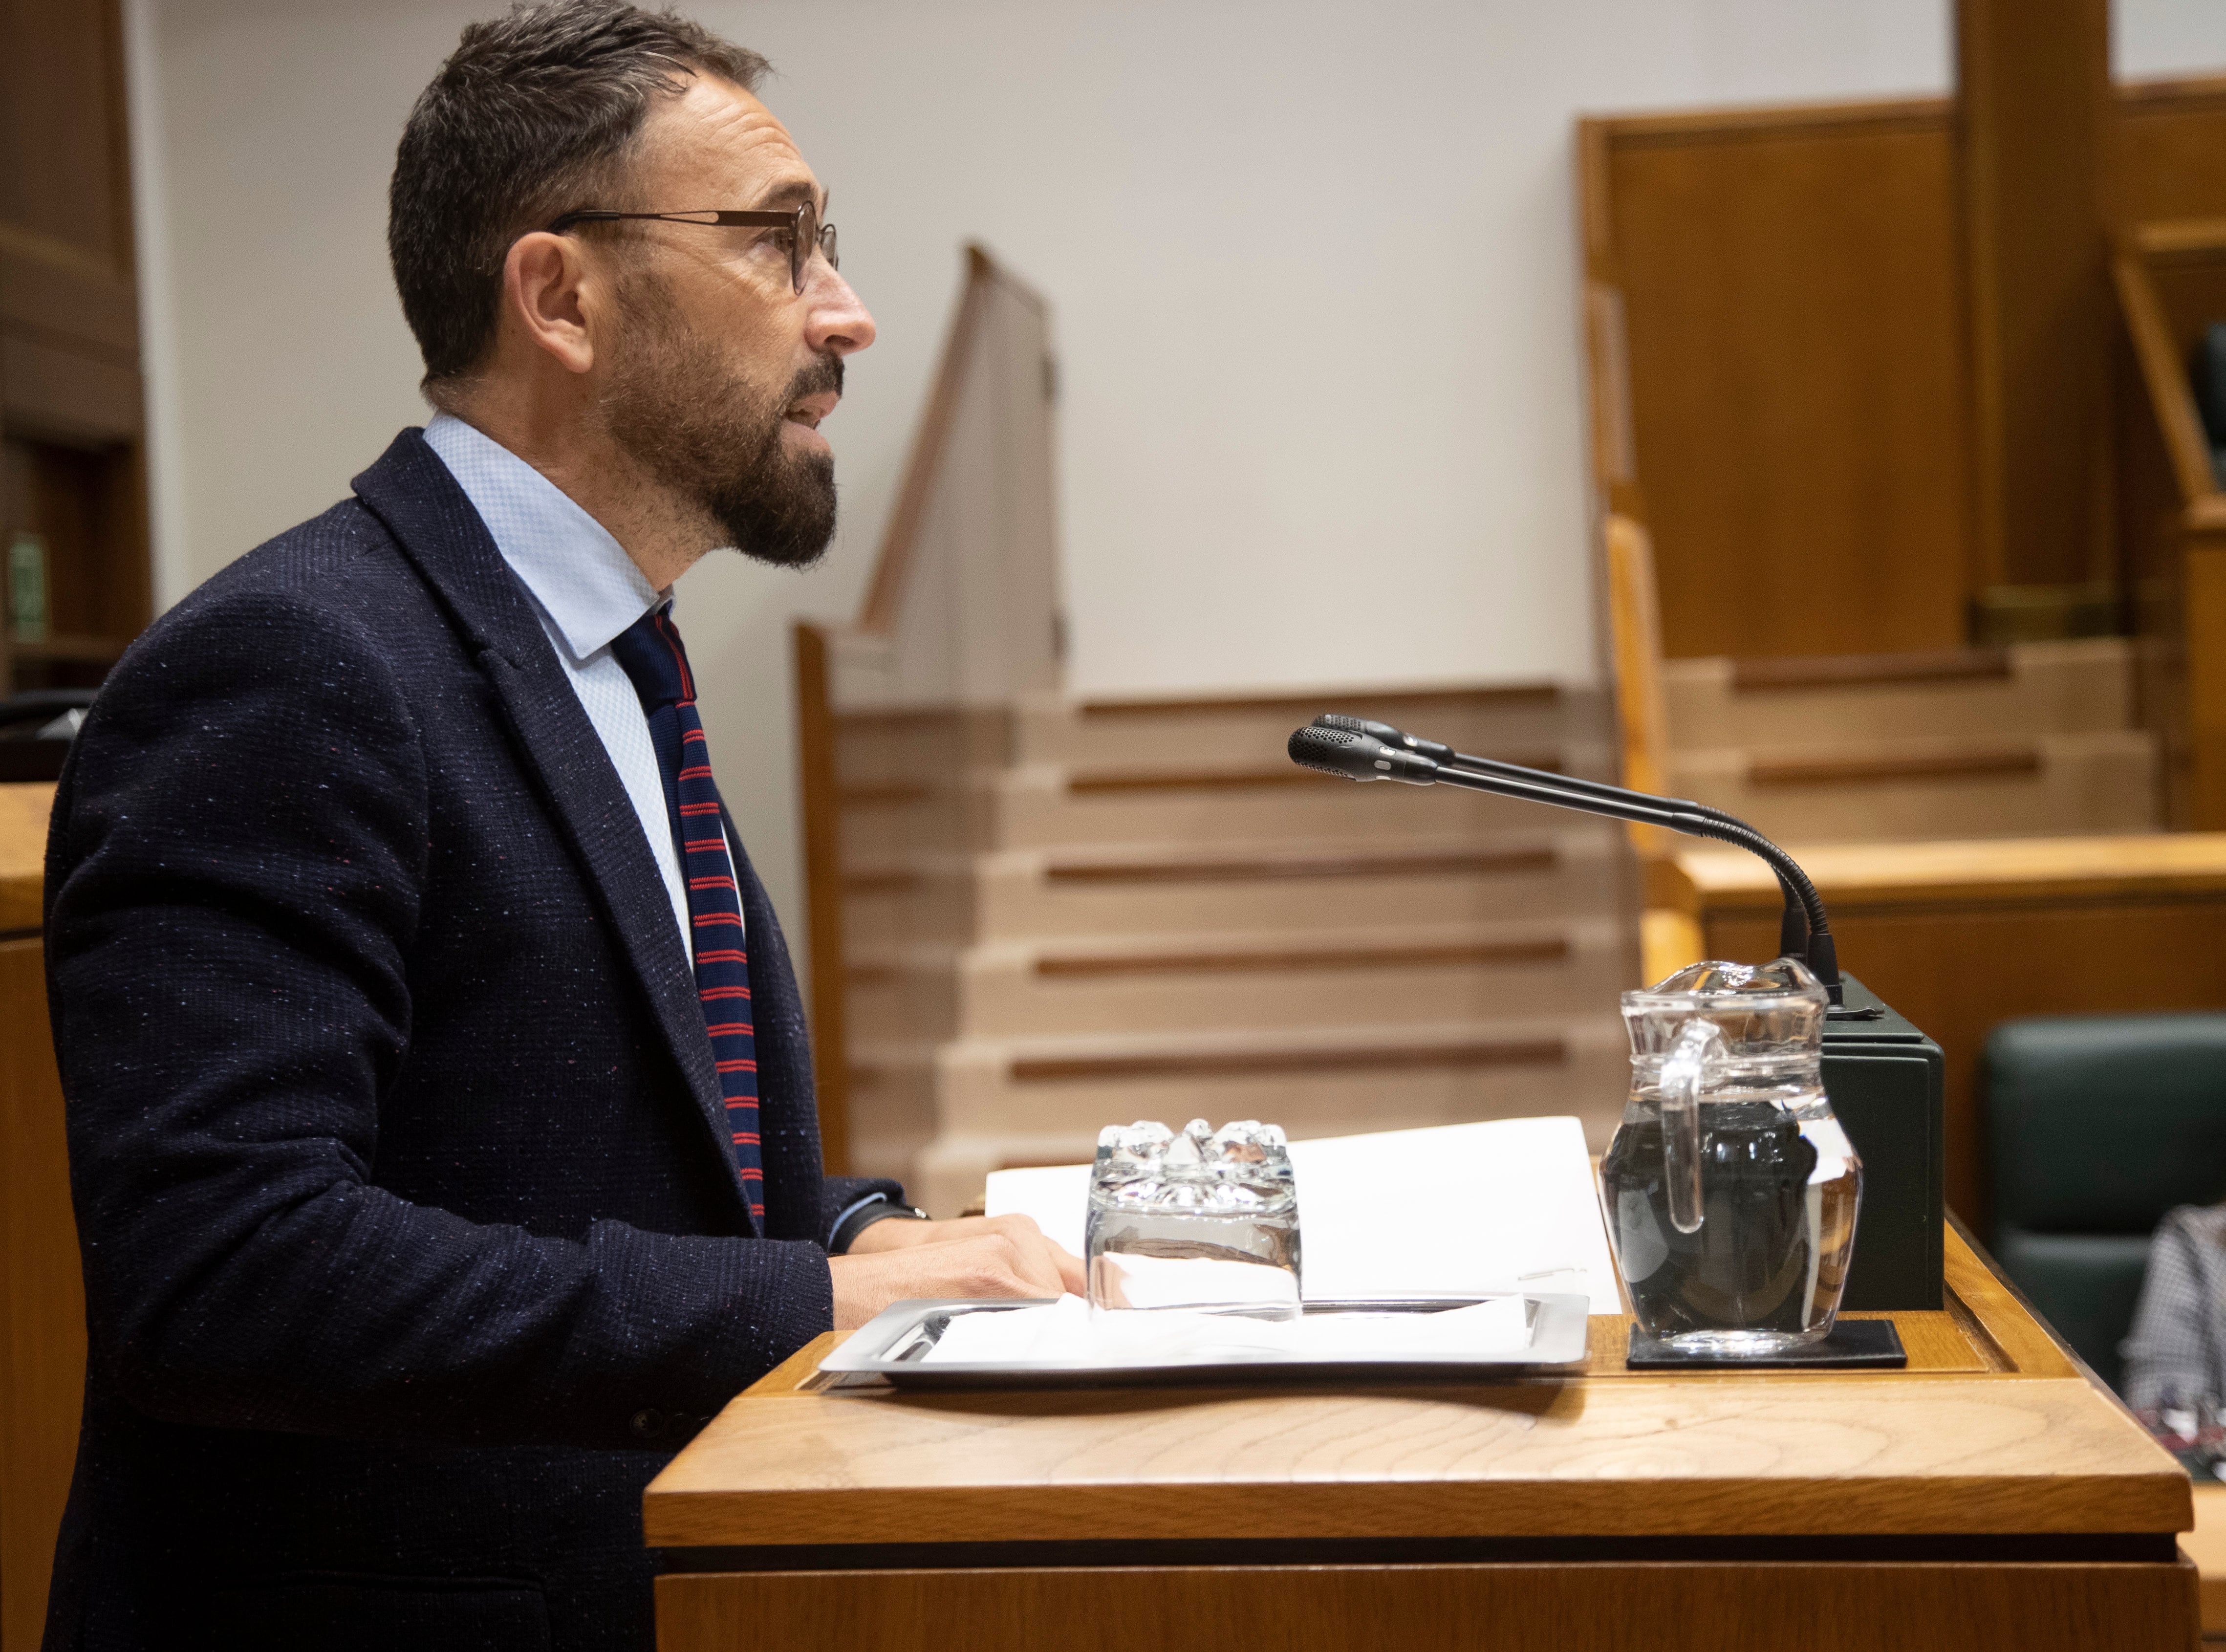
[1314,712,1455,764]
[1316,712,1402,743]
[1287,723,1439,784]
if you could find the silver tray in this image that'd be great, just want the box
[818,1294,1591,1389]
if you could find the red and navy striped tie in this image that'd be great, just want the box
[610,606,763,1223]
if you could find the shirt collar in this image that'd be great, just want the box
[421,412,669,662]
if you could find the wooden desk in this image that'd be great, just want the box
[646,1227,2199,1651]
[2185,1485,2226,1640]
[0,782,74,1652]
[1655,833,2226,1228]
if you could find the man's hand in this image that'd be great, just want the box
[828,1214,1086,1330]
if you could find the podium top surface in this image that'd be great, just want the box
[644,1227,2189,1551]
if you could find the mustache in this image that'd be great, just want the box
[784,354,843,406]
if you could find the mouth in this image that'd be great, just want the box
[783,391,838,431]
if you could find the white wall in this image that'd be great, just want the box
[2118,0,2226,79]
[124,0,2226,941]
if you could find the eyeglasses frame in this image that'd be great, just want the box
[543,200,837,295]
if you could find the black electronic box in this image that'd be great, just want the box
[1820,973,1945,1310]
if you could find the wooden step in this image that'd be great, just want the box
[828,705,1013,786]
[840,831,1634,946]
[1064,755,1564,794]
[1664,638,2137,749]
[829,688,1593,787]
[837,757,1621,856]
[1744,743,2040,787]
[1013,685,1593,770]
[1729,647,2014,691]
[1669,730,2159,842]
[847,919,1631,1041]
[855,1016,1631,1214]
[823,679,1635,1208]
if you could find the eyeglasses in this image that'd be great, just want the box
[544,199,838,295]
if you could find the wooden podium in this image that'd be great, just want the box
[645,1225,2197,1651]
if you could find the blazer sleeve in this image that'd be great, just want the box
[44,588,834,1450]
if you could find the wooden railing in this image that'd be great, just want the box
[2113,217,2226,830]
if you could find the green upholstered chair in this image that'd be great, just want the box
[1984,1013,2226,1395]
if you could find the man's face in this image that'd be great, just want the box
[593,74,875,568]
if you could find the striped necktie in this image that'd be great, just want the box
[609,605,763,1224]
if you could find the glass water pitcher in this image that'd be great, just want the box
[1599,958,1862,1356]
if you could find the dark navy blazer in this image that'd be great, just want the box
[39,430,896,1652]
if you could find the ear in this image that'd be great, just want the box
[500,231,602,375]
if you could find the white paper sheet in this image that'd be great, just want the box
[985,1115,1621,1316]
[922,1293,1533,1366]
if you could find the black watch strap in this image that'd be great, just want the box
[829,1198,929,1255]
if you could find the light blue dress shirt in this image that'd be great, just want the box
[422,412,720,958]
[420,418,900,1246]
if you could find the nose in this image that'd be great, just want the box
[804,260,875,358]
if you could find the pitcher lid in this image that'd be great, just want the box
[1622,956,1829,1012]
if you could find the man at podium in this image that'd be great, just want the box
[35,4,1076,1648]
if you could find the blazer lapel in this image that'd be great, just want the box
[349,429,756,1229]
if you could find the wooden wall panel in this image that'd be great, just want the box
[1600,104,1971,662]
[0,0,133,274]
[1586,75,2226,675]
[2121,76,2226,227]
[1956,0,2117,596]
[0,0,150,698]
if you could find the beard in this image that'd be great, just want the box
[599,268,842,569]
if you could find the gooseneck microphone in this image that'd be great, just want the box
[1313,713,1813,963]
[1288,718,1841,1001]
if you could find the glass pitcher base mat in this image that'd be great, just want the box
[1625,1319,1907,1370]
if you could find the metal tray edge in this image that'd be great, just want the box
[819,1294,1591,1389]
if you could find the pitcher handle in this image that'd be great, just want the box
[1662,1019,1723,1236]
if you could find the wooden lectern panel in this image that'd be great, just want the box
[651,1227,2194,1650]
[0,936,81,1652]
[649,1228,2181,1556]
[656,1560,2196,1652]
